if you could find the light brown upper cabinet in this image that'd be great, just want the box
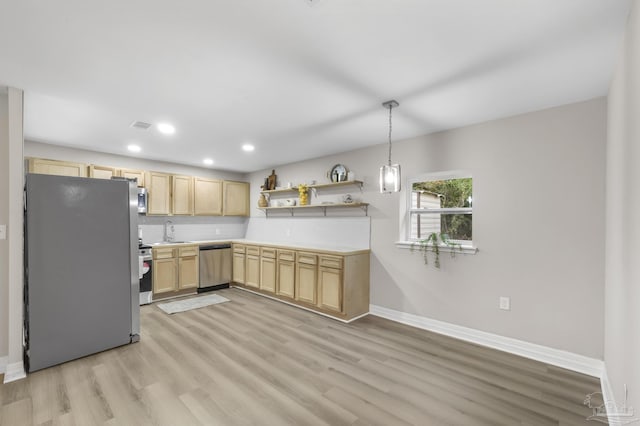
[28,158,88,177]
[146,171,171,215]
[223,181,249,216]
[171,175,193,216]
[194,177,223,216]
[88,165,118,179]
[119,168,146,187]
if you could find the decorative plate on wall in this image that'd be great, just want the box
[330,164,348,182]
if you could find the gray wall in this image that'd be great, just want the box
[248,98,606,359]
[605,0,639,410]
[0,90,9,358]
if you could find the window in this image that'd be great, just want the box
[407,173,472,246]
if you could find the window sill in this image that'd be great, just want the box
[395,241,478,254]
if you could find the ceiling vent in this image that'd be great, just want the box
[130,121,152,130]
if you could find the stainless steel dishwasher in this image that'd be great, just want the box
[198,243,232,292]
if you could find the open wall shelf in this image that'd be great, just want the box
[260,180,364,196]
[258,202,369,217]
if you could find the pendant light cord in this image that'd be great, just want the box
[388,105,393,166]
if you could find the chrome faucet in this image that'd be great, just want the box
[163,220,174,242]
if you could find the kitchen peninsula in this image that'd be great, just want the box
[148,239,370,322]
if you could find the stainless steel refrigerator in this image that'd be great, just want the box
[25,174,140,372]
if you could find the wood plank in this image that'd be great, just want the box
[0,288,599,425]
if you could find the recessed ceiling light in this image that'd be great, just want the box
[157,123,176,135]
[242,144,255,152]
[127,144,141,153]
[203,158,214,166]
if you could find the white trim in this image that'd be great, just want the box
[395,240,478,254]
[600,367,619,426]
[0,356,7,374]
[7,87,24,378]
[403,170,473,242]
[3,361,26,383]
[369,304,604,378]
[232,286,368,323]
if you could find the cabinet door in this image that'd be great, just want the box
[28,158,88,177]
[89,165,118,179]
[223,181,249,216]
[178,255,199,290]
[277,260,295,299]
[172,175,193,215]
[232,252,245,284]
[119,169,146,187]
[194,177,222,216]
[318,267,343,312]
[245,255,260,288]
[260,257,276,293]
[147,172,171,215]
[295,263,317,305]
[153,258,177,295]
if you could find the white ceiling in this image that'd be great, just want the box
[0,0,632,172]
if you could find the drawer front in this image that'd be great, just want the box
[319,255,343,269]
[179,245,198,257]
[246,246,261,256]
[153,247,175,259]
[297,252,317,265]
[261,247,277,259]
[233,244,245,254]
[278,249,296,262]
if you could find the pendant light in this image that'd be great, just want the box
[379,100,401,193]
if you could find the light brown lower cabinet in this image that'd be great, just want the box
[153,245,199,299]
[295,253,317,305]
[276,249,296,299]
[318,266,342,312]
[153,258,178,296]
[232,243,369,321]
[260,247,277,293]
[232,252,246,284]
[245,245,260,289]
[178,246,199,291]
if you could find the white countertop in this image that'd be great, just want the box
[147,239,369,255]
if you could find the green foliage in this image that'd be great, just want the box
[410,232,461,268]
[413,178,472,241]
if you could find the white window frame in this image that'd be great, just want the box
[396,170,477,253]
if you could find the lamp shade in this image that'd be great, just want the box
[379,164,401,193]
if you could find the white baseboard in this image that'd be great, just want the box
[0,356,7,374]
[3,361,26,383]
[600,367,618,426]
[369,304,604,378]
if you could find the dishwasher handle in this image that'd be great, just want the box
[199,244,232,251]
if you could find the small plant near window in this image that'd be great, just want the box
[411,232,461,268]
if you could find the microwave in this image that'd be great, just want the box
[137,187,147,214]
[111,176,147,214]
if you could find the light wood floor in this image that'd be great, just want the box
[0,288,601,425]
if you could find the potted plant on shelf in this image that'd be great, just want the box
[411,232,461,268]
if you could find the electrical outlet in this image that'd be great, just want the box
[285,228,291,237]
[499,296,511,311]
[0,225,6,240]
[215,228,221,235]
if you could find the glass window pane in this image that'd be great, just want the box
[412,178,472,208]
[411,213,472,241]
